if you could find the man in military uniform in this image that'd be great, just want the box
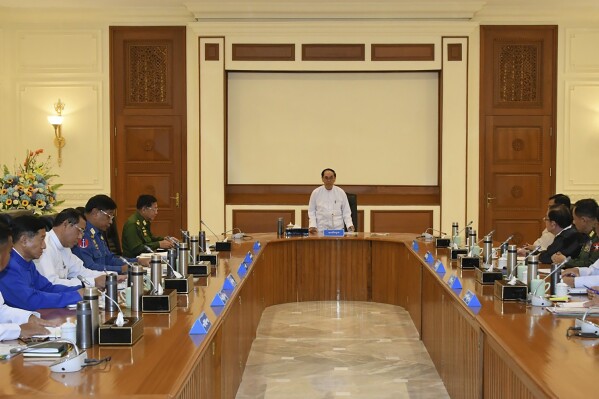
[121,194,174,258]
[553,198,599,270]
[72,195,149,274]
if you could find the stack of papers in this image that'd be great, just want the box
[546,302,599,316]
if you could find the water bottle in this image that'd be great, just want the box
[483,235,493,265]
[527,255,539,289]
[190,235,199,263]
[167,248,177,278]
[76,300,92,349]
[506,244,517,278]
[82,287,100,344]
[105,274,118,313]
[131,264,144,312]
[277,217,284,238]
[199,230,207,253]
[178,241,189,276]
[467,229,477,250]
[150,254,162,294]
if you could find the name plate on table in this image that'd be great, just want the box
[424,251,434,264]
[244,252,254,264]
[253,241,261,252]
[447,274,462,290]
[223,274,237,290]
[237,262,249,277]
[412,240,419,250]
[323,229,344,237]
[211,291,230,307]
[190,312,212,335]
[433,260,446,274]
[462,290,482,308]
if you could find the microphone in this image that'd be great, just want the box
[101,291,125,327]
[10,338,88,372]
[531,257,571,306]
[143,245,154,253]
[483,229,495,238]
[200,219,221,242]
[499,234,514,247]
[575,306,599,336]
[77,275,92,287]
[525,245,542,259]
[456,220,473,236]
[180,229,190,241]
[420,228,447,240]
[222,228,243,240]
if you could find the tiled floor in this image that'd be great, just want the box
[236,301,450,399]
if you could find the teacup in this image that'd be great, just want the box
[530,278,550,296]
[555,282,569,297]
[118,286,131,308]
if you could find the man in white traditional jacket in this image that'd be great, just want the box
[35,208,120,289]
[0,221,56,340]
[308,168,354,234]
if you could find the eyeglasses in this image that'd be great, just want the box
[323,175,336,180]
[100,209,115,221]
[70,224,85,235]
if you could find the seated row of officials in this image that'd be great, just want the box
[0,193,167,340]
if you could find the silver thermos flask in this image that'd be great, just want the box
[167,248,177,278]
[178,241,189,276]
[465,226,472,247]
[82,287,100,344]
[190,235,199,263]
[527,255,539,289]
[483,235,493,265]
[150,254,162,294]
[199,230,207,253]
[182,230,190,246]
[105,274,119,312]
[507,244,517,278]
[76,300,92,349]
[451,222,458,239]
[277,217,284,238]
[131,264,144,312]
[467,229,477,250]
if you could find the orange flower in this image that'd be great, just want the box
[5,199,12,206]
[35,149,44,154]
[21,199,29,207]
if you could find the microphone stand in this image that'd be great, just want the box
[531,257,570,306]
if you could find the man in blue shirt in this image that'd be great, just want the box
[72,194,149,273]
[0,216,82,311]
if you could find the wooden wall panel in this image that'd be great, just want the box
[401,249,422,336]
[233,209,295,233]
[226,184,440,206]
[442,300,481,399]
[483,334,539,399]
[421,270,444,371]
[371,241,403,305]
[370,210,433,234]
[264,241,297,305]
[302,44,365,61]
[371,43,435,61]
[232,43,295,61]
[296,240,370,301]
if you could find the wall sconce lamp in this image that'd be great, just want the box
[48,98,65,166]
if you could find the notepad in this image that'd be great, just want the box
[20,341,69,358]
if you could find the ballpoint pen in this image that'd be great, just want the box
[584,285,599,295]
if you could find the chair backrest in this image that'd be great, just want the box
[345,192,358,231]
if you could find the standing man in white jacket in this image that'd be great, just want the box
[308,168,354,234]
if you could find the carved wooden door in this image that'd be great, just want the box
[110,27,187,236]
[480,26,556,245]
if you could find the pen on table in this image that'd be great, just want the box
[584,285,599,295]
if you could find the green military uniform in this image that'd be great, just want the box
[564,229,599,269]
[121,211,164,258]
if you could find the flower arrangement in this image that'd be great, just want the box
[0,149,63,215]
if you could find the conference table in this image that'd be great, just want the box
[0,233,597,398]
